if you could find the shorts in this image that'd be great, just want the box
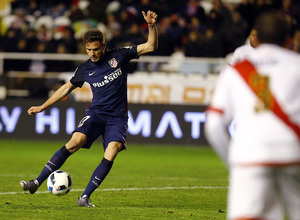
[73,110,128,150]
[228,165,300,220]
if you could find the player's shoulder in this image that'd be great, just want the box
[230,44,254,65]
[235,44,252,52]
[256,44,300,63]
[278,46,300,61]
[80,59,93,67]
[73,59,93,75]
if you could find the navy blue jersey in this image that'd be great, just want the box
[70,46,139,117]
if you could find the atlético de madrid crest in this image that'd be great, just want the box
[108,58,118,68]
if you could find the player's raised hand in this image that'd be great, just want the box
[142,10,157,26]
[28,106,43,116]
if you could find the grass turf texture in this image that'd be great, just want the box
[0,139,228,219]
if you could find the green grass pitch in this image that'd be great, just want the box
[0,139,228,219]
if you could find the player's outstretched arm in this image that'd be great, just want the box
[28,81,77,116]
[137,10,158,55]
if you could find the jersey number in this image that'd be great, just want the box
[78,116,90,127]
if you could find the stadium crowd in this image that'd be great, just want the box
[1,0,300,67]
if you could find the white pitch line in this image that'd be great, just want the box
[0,186,227,195]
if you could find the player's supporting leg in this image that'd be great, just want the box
[77,158,113,207]
[77,142,121,207]
[20,146,72,194]
[83,157,113,196]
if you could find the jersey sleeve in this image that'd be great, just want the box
[119,46,139,61]
[209,66,233,118]
[70,66,84,88]
[205,66,234,164]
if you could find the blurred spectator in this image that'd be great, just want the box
[2,29,19,71]
[289,29,300,53]
[86,0,109,22]
[184,31,204,57]
[49,44,76,72]
[118,9,132,33]
[278,0,299,34]
[14,38,31,71]
[36,25,52,42]
[44,3,68,19]
[11,0,40,15]
[185,0,206,22]
[254,0,272,17]
[203,28,223,57]
[222,9,248,55]
[278,0,299,18]
[206,9,222,35]
[10,9,30,33]
[54,27,78,54]
[16,38,29,53]
[106,28,124,50]
[24,28,38,51]
[29,41,50,75]
[187,16,206,35]
[124,23,144,45]
[152,17,173,56]
[3,0,299,62]
[211,0,231,26]
[2,29,19,52]
[68,3,86,22]
[236,0,256,33]
[105,13,121,41]
[165,13,185,52]
[27,0,41,17]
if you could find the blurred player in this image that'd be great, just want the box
[20,10,158,207]
[229,27,260,65]
[205,11,300,220]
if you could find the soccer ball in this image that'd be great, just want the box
[47,170,72,196]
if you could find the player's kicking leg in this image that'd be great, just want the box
[20,133,84,194]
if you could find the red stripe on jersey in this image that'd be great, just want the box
[233,60,300,140]
[206,106,224,114]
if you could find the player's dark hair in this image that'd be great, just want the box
[82,28,105,44]
[255,11,289,46]
[251,25,258,31]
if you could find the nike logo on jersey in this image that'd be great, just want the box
[89,71,96,76]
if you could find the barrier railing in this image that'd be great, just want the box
[0,52,228,76]
[0,52,229,101]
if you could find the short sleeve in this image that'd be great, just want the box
[70,66,84,88]
[119,46,139,60]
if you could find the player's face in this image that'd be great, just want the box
[86,41,106,62]
[249,29,260,48]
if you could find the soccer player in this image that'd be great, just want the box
[20,10,158,207]
[205,11,300,220]
[229,26,260,65]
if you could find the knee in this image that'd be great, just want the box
[104,142,123,161]
[65,133,87,153]
[110,142,123,152]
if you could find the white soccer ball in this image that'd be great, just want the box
[47,170,72,196]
